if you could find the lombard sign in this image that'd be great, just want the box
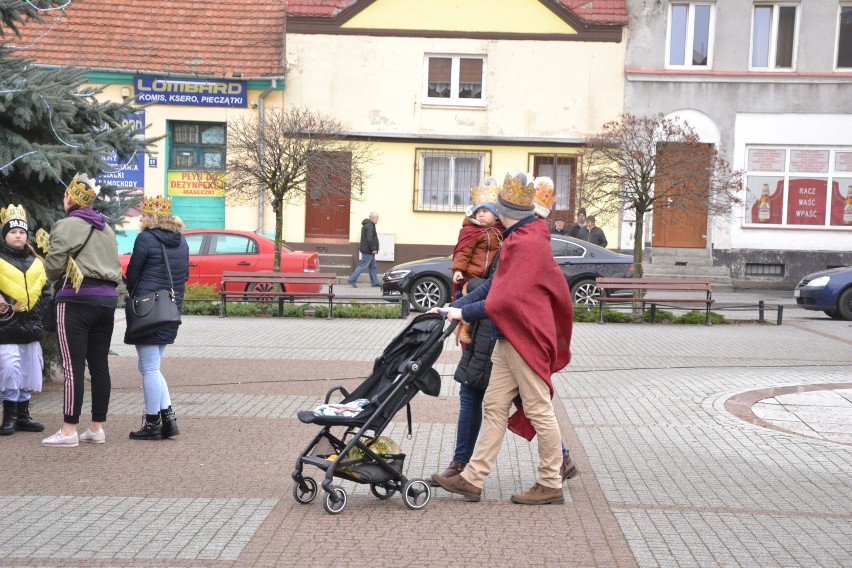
[134,77,247,108]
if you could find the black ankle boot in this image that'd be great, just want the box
[160,406,179,438]
[15,400,44,432]
[1,400,17,435]
[129,414,163,440]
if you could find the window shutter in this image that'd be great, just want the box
[459,58,482,83]
[428,58,452,82]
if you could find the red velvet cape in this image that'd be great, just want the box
[485,219,573,440]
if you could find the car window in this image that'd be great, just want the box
[185,233,204,255]
[209,234,258,255]
[551,238,585,258]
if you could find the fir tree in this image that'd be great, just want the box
[0,0,156,231]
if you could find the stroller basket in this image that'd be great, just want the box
[333,453,405,484]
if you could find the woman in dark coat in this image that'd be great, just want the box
[124,196,189,440]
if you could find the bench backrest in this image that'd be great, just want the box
[221,271,337,285]
[596,277,712,291]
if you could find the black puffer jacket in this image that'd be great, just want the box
[358,218,379,254]
[0,244,46,344]
[453,317,495,391]
[124,225,189,345]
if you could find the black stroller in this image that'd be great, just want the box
[292,313,456,514]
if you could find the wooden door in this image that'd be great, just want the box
[652,143,711,248]
[305,152,351,240]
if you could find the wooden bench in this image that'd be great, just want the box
[595,277,715,325]
[220,271,336,319]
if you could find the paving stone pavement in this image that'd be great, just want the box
[1,294,850,567]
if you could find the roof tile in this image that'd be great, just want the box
[14,0,286,78]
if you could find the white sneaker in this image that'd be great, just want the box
[42,430,79,447]
[80,428,105,444]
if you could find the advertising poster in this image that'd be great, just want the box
[167,171,226,197]
[101,112,146,216]
[789,149,829,174]
[785,178,827,226]
[830,178,852,226]
[747,148,786,172]
[747,176,783,224]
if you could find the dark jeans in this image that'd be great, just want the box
[56,302,115,424]
[453,384,485,464]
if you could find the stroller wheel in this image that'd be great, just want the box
[323,485,348,515]
[402,479,431,510]
[370,483,397,500]
[292,477,318,504]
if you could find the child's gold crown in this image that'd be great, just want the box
[0,204,27,227]
[470,177,499,206]
[142,195,172,216]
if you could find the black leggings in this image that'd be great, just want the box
[56,302,115,424]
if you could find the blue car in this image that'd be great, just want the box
[793,265,852,320]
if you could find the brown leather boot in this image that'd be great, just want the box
[432,472,482,502]
[510,483,564,505]
[429,461,465,486]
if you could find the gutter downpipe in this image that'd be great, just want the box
[257,78,277,233]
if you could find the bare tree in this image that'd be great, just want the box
[226,107,376,270]
[578,113,742,278]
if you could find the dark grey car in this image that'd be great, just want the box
[382,236,635,312]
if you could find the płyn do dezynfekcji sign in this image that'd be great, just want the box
[134,77,247,108]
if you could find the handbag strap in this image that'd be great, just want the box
[129,240,175,297]
[56,226,96,292]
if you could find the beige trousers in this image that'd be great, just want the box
[461,340,563,490]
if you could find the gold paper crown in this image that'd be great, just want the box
[498,172,536,210]
[0,204,27,227]
[142,195,173,216]
[470,177,499,206]
[533,176,556,218]
[66,173,98,207]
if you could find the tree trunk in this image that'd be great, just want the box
[631,215,645,322]
[274,208,284,272]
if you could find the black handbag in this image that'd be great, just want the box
[43,227,96,333]
[124,242,182,341]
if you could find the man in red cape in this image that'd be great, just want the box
[433,172,573,505]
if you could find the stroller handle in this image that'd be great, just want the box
[438,312,459,339]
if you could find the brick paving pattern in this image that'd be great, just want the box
[1,295,849,567]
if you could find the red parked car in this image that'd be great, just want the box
[120,229,321,294]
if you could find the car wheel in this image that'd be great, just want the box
[409,276,448,312]
[837,288,852,321]
[572,278,602,306]
[247,281,283,304]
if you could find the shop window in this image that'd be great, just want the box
[837,5,852,69]
[744,146,852,228]
[414,149,490,212]
[750,4,798,70]
[169,121,226,170]
[666,3,714,68]
[424,55,486,105]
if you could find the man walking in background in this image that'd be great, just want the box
[577,215,608,248]
[347,212,380,287]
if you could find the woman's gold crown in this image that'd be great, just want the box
[66,173,98,207]
[142,195,172,216]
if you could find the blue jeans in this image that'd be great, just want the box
[1,388,31,402]
[348,252,378,286]
[453,384,485,464]
[136,344,171,415]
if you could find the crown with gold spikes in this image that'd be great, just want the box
[142,195,172,216]
[0,204,27,228]
[471,177,500,207]
[66,173,99,207]
[498,171,536,214]
[533,176,556,218]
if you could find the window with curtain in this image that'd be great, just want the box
[751,4,798,69]
[169,121,226,170]
[424,55,486,105]
[837,5,852,69]
[667,3,714,68]
[415,149,490,211]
